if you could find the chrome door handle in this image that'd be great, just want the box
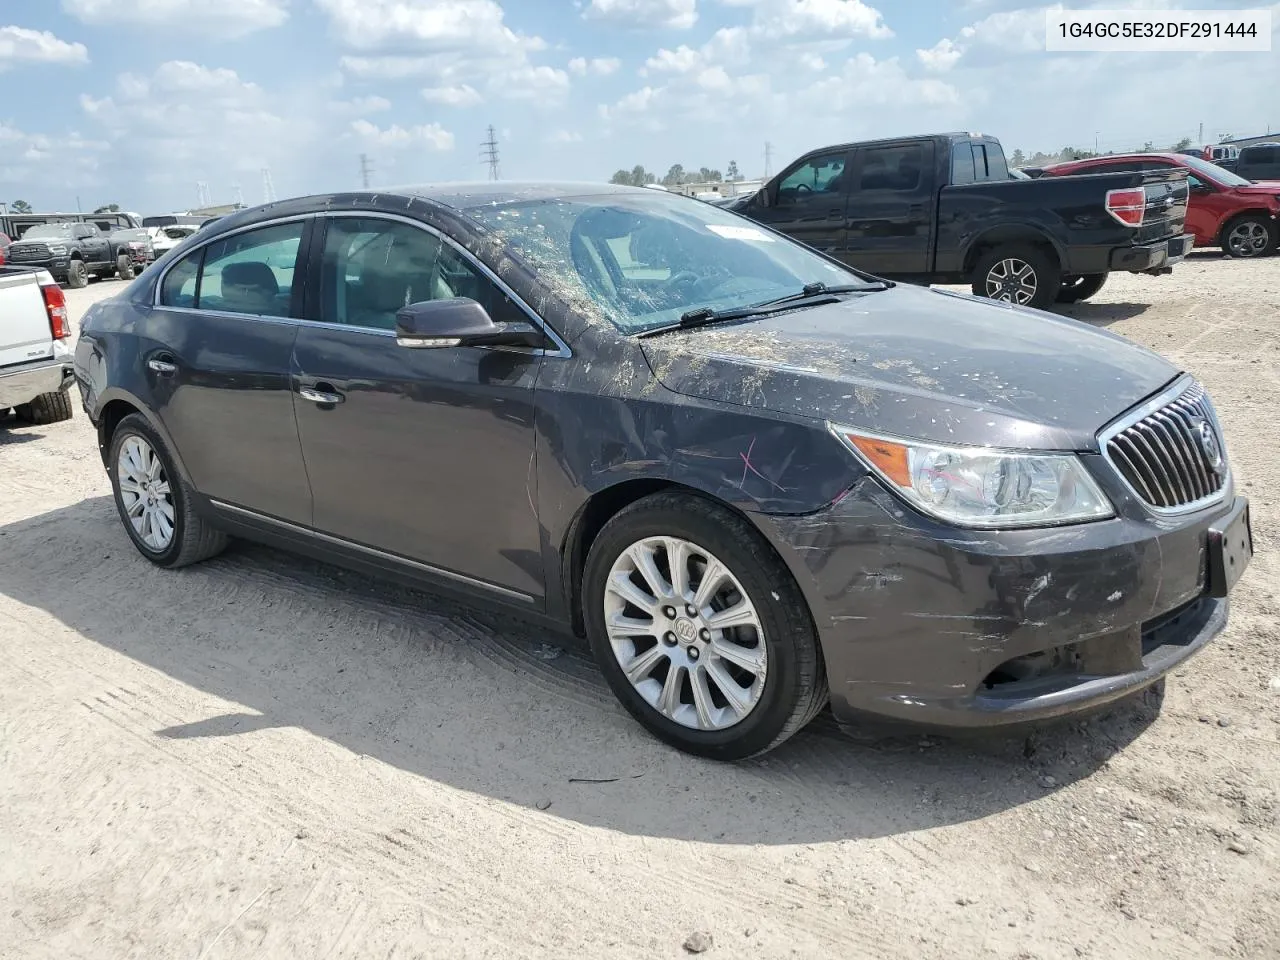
[147,358,177,374]
[298,387,344,404]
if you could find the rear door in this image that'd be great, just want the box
[148,218,314,524]
[843,139,936,276]
[748,149,851,256]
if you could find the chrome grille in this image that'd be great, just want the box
[9,246,46,261]
[1104,381,1226,511]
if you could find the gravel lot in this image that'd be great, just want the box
[2,258,1277,960]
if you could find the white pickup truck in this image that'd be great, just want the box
[0,265,75,423]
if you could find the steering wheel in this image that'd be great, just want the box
[794,183,813,194]
[663,270,701,294]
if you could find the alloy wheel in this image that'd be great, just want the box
[603,536,767,731]
[117,435,176,551]
[1227,221,1271,257]
[984,258,1038,304]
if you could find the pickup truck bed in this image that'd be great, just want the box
[723,132,1194,309]
[0,266,75,423]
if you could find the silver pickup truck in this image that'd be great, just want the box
[0,265,75,423]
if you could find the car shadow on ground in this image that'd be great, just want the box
[0,416,45,446]
[1057,301,1150,326]
[0,496,1164,845]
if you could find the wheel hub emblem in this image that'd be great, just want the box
[674,618,698,644]
[1191,418,1224,473]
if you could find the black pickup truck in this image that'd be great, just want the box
[3,221,135,288]
[720,132,1194,309]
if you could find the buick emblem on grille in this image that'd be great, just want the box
[1191,418,1224,473]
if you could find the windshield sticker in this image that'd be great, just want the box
[704,224,776,242]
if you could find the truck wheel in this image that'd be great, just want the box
[1056,273,1108,303]
[116,254,136,280]
[971,245,1061,310]
[1221,215,1277,258]
[66,259,89,288]
[14,390,73,425]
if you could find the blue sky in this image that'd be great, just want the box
[1,0,1276,214]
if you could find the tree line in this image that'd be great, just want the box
[610,160,744,187]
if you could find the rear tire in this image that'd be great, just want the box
[116,254,136,280]
[14,390,73,424]
[66,259,89,288]
[107,413,228,569]
[970,245,1061,311]
[1221,215,1277,258]
[1056,273,1108,303]
[582,491,827,760]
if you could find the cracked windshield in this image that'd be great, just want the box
[469,191,859,334]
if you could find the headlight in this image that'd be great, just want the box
[829,424,1114,528]
[47,244,68,254]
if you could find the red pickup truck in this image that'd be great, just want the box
[1037,153,1280,259]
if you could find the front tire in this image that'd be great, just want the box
[1056,273,1108,304]
[971,245,1061,310]
[1221,215,1277,259]
[107,413,228,568]
[582,491,827,760]
[14,390,73,424]
[116,254,136,280]
[65,259,89,288]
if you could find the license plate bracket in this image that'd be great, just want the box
[1206,498,1253,598]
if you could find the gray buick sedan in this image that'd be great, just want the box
[74,182,1253,759]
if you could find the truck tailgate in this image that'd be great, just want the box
[0,269,53,369]
[1132,169,1189,244]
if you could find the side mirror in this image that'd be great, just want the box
[394,297,546,350]
[754,187,771,209]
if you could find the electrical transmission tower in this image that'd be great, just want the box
[360,153,374,189]
[261,168,277,204]
[481,125,500,181]
[232,182,244,207]
[763,141,773,179]
[195,181,212,206]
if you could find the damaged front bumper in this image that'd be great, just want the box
[755,476,1250,730]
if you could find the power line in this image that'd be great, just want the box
[481,125,500,181]
[359,153,374,189]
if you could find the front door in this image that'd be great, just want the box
[290,215,545,601]
[749,150,851,257]
[149,218,313,524]
[844,139,936,276]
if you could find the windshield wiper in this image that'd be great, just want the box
[636,280,890,339]
[754,280,891,307]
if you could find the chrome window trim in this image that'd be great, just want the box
[208,498,536,604]
[1096,374,1231,516]
[150,209,572,359]
[320,210,572,358]
[152,212,317,311]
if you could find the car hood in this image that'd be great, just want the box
[639,283,1181,452]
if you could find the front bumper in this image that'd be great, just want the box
[7,255,71,277]
[0,357,75,408]
[758,477,1248,730]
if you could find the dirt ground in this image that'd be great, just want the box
[2,257,1277,960]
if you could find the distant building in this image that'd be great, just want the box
[1223,133,1280,149]
[668,179,764,199]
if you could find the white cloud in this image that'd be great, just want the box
[582,0,698,30]
[421,84,483,106]
[329,95,393,114]
[547,129,584,143]
[350,119,454,151]
[642,26,748,75]
[916,38,962,73]
[497,65,571,100]
[62,0,288,38]
[0,25,89,69]
[740,0,891,41]
[568,56,622,76]
[801,54,959,110]
[315,0,541,52]
[0,122,106,191]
